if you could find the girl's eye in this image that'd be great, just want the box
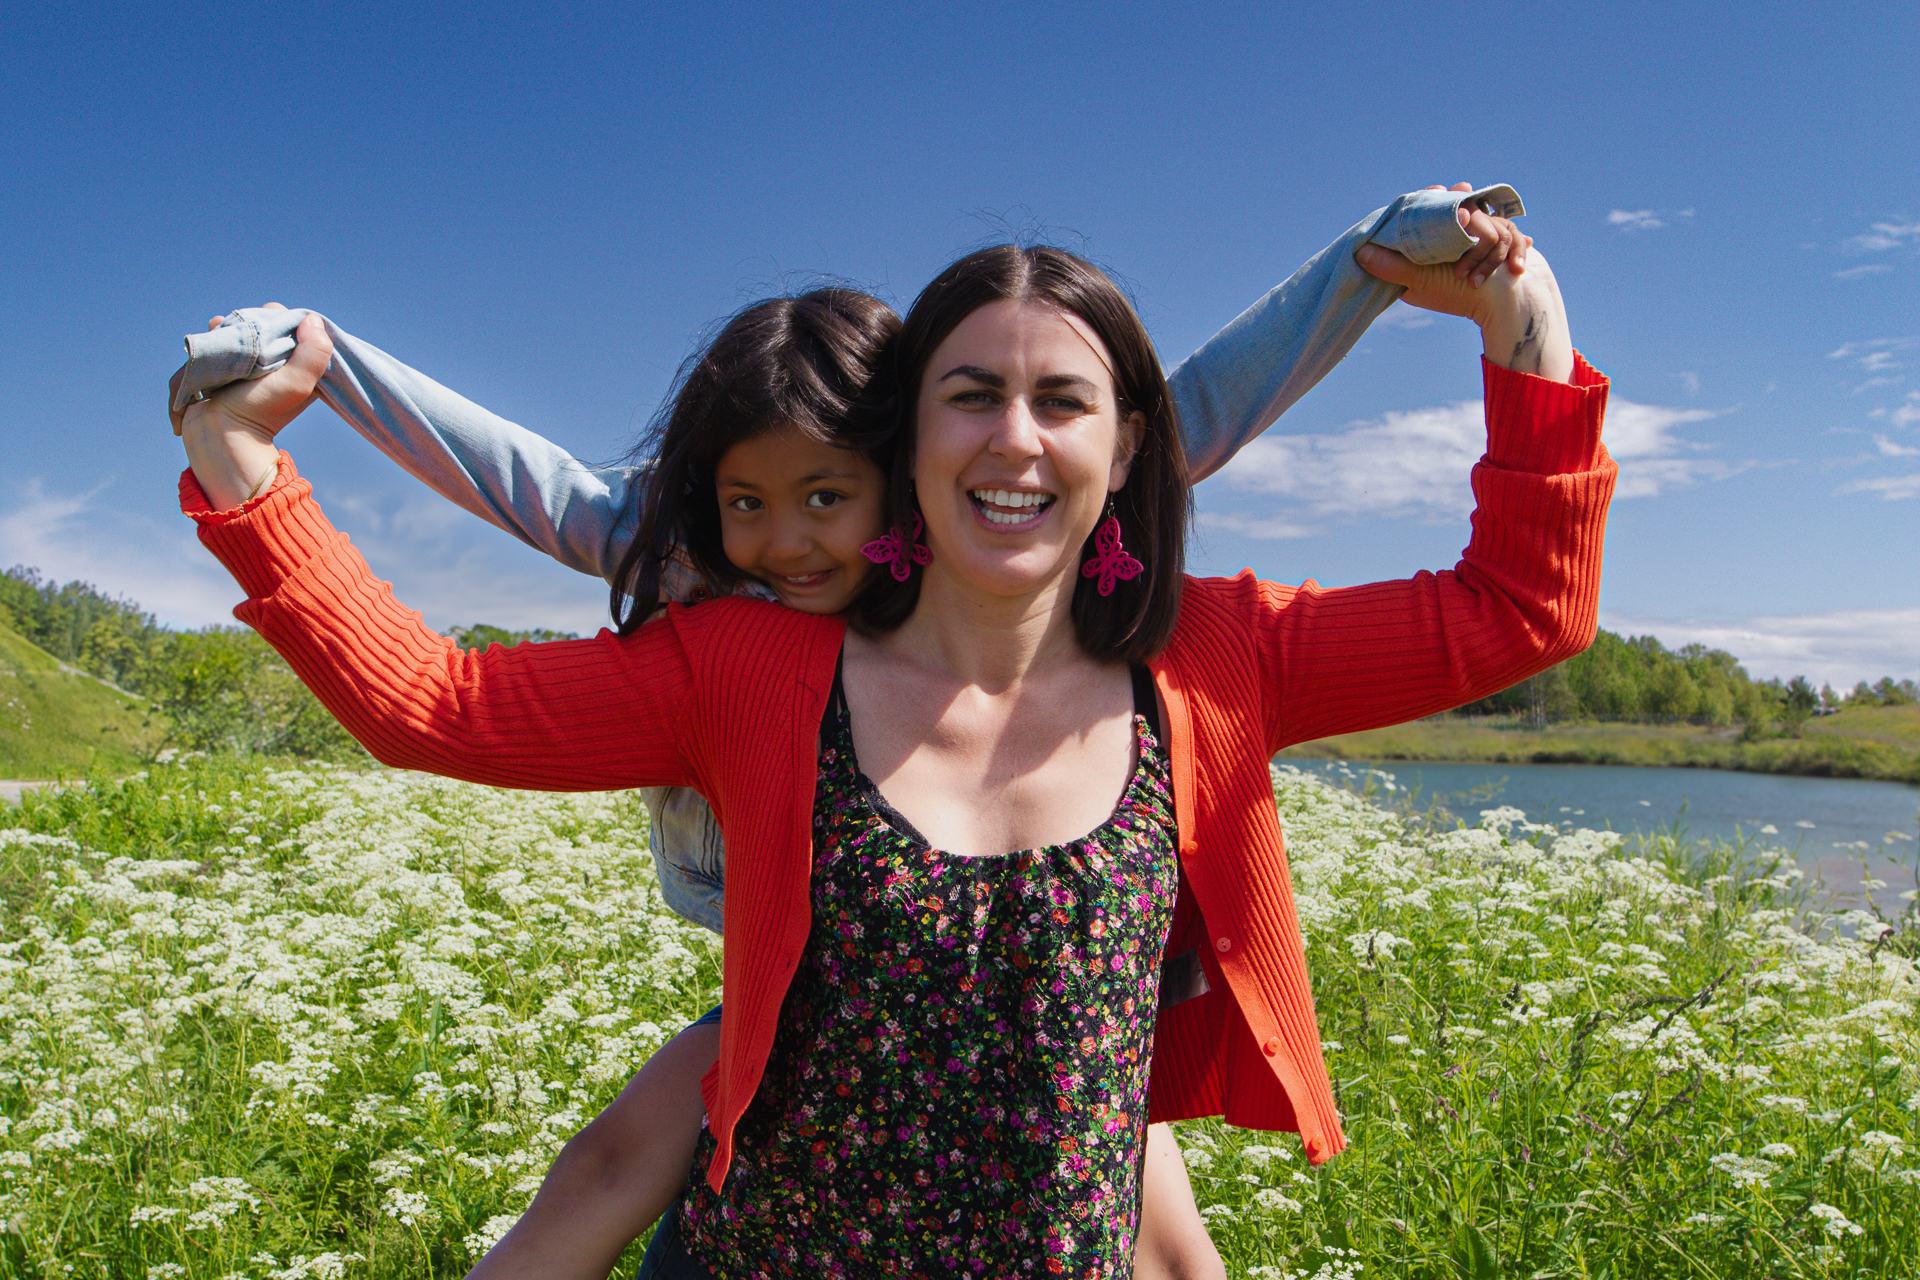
[805,491,845,509]
[727,495,763,513]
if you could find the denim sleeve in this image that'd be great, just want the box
[174,309,639,586]
[1168,183,1523,482]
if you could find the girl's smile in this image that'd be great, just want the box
[714,427,888,613]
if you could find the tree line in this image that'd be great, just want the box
[1,566,573,761]
[6,565,1914,758]
[1456,627,1918,736]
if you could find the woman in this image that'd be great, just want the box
[177,233,1609,1277]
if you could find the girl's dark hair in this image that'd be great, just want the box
[851,246,1190,664]
[611,289,901,632]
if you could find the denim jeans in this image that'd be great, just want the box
[170,182,1519,938]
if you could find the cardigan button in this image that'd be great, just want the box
[1214,937,1231,954]
[1263,1036,1281,1057]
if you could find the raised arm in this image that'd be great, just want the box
[172,321,696,789]
[1243,244,1607,749]
[1168,182,1527,481]
[172,307,640,584]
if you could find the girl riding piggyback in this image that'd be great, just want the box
[171,183,1532,1279]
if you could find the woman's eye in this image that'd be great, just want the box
[1041,395,1090,415]
[806,491,845,509]
[949,389,996,407]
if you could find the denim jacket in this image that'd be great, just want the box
[173,184,1521,933]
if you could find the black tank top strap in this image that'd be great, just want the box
[1131,663,1162,738]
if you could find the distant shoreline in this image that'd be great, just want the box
[1277,706,1920,786]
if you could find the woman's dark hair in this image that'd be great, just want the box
[611,289,901,632]
[851,246,1189,664]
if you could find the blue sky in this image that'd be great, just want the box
[2,1,1915,687]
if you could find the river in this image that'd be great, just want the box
[1286,758,1920,917]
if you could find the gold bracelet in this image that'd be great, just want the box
[243,459,279,501]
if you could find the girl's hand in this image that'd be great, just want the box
[1355,240,1574,383]
[175,304,334,510]
[1430,181,1531,287]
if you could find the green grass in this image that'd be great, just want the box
[1,757,1914,1278]
[1805,704,1920,753]
[0,620,162,779]
[1280,715,1920,784]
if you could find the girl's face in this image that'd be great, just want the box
[913,299,1142,601]
[714,427,888,613]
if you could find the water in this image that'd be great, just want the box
[1286,758,1920,915]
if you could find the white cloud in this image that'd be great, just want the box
[1602,608,1920,687]
[1828,336,1915,367]
[1202,395,1735,537]
[1843,221,1920,254]
[1197,510,1322,540]
[1834,263,1894,280]
[1677,371,1701,396]
[1595,399,1738,499]
[1609,210,1663,231]
[0,478,247,627]
[1609,208,1693,233]
[1870,390,1920,429]
[1373,302,1436,330]
[1841,472,1920,501]
[1874,434,1920,458]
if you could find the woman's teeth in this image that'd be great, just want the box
[970,489,1055,525]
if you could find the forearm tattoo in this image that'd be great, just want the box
[1508,310,1548,375]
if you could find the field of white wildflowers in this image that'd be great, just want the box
[0,755,1914,1279]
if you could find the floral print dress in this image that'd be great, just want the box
[677,672,1179,1279]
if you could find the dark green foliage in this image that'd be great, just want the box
[138,628,365,759]
[448,623,580,650]
[1457,627,1912,737]
[1,564,161,688]
[3,566,362,762]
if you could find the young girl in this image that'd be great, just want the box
[173,187,1530,1279]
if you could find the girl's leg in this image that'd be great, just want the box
[464,1013,721,1280]
[1133,1122,1226,1280]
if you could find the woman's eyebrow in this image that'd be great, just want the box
[937,364,1003,386]
[1035,374,1098,393]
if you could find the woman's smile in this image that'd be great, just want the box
[968,488,1057,527]
[914,299,1142,598]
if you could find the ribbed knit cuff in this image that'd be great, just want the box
[1482,352,1610,475]
[179,453,338,600]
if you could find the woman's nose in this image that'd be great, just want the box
[989,399,1044,460]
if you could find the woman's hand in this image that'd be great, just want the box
[175,304,334,510]
[1355,239,1574,383]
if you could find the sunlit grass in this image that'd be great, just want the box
[1,756,1914,1278]
[1187,765,1919,1279]
[1280,716,1920,784]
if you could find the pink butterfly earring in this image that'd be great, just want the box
[1081,504,1144,596]
[861,512,934,581]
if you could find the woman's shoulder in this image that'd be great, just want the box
[1165,572,1315,663]
[1175,570,1303,615]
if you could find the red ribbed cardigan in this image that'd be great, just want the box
[186,356,1612,1189]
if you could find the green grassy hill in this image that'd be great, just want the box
[0,620,161,779]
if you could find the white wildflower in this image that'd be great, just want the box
[1253,1187,1304,1213]
[383,1188,430,1225]
[1808,1202,1864,1237]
